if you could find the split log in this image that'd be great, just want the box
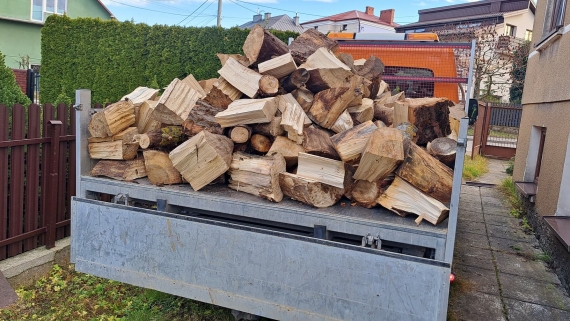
[353,55,384,80]
[136,100,162,134]
[250,134,272,153]
[330,110,354,134]
[377,176,449,225]
[330,120,377,164]
[348,98,374,124]
[427,137,457,168]
[181,99,225,136]
[88,100,135,138]
[90,159,147,181]
[353,128,405,182]
[278,94,312,126]
[217,53,250,67]
[297,152,345,188]
[406,97,453,145]
[279,172,343,208]
[203,77,243,109]
[218,57,264,98]
[302,125,340,160]
[258,75,280,97]
[181,74,207,98]
[258,53,297,79]
[132,126,185,150]
[88,127,139,160]
[308,82,362,129]
[169,131,234,191]
[151,78,202,125]
[281,102,307,144]
[289,29,339,65]
[374,120,387,128]
[121,87,159,106]
[304,68,354,93]
[251,116,285,137]
[281,68,310,92]
[373,104,393,127]
[299,47,351,71]
[396,141,453,203]
[215,97,278,128]
[243,25,289,66]
[393,101,409,127]
[228,125,252,143]
[228,152,286,202]
[198,78,218,93]
[291,87,314,112]
[267,136,306,168]
[143,150,182,186]
[349,179,384,208]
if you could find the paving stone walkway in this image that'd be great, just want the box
[448,159,570,320]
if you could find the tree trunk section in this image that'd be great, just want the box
[242,25,289,66]
[133,126,185,150]
[88,127,139,160]
[279,172,343,208]
[228,152,286,202]
[353,128,405,182]
[406,97,453,146]
[330,120,377,164]
[88,100,136,138]
[250,134,272,153]
[427,137,457,168]
[228,125,252,143]
[143,150,183,186]
[267,136,306,168]
[90,159,147,181]
[289,29,340,65]
[281,68,310,92]
[302,125,340,160]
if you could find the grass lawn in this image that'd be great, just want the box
[0,264,232,321]
[462,155,489,180]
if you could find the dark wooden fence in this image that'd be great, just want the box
[472,102,522,160]
[0,103,75,260]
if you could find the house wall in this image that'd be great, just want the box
[12,69,29,94]
[503,9,536,38]
[0,20,42,68]
[0,0,30,20]
[67,0,111,19]
[301,19,394,33]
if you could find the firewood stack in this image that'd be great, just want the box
[86,25,457,225]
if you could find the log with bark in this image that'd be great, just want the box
[258,53,297,79]
[169,131,234,191]
[406,98,453,145]
[143,150,183,186]
[348,98,374,124]
[296,152,345,189]
[242,25,290,66]
[90,158,147,181]
[136,100,162,134]
[396,141,453,203]
[258,75,280,97]
[302,125,340,160]
[330,120,377,164]
[181,99,225,136]
[308,81,362,129]
[377,176,449,225]
[280,68,310,93]
[299,47,351,71]
[151,78,202,125]
[132,126,185,150]
[289,29,340,65]
[353,128,405,182]
[291,87,314,112]
[427,137,457,168]
[88,127,139,160]
[267,136,306,168]
[228,152,286,202]
[203,77,243,109]
[228,125,252,143]
[349,179,384,208]
[304,68,354,93]
[353,55,384,81]
[330,110,354,134]
[215,97,278,128]
[88,100,136,138]
[373,103,393,127]
[335,52,355,71]
[279,172,343,208]
[251,116,285,137]
[395,122,419,143]
[121,87,159,106]
[250,134,272,153]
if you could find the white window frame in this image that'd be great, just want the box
[30,0,68,22]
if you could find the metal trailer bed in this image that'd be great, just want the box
[71,84,471,320]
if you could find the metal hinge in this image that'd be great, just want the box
[361,233,381,249]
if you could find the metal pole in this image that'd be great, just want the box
[217,0,222,27]
[75,90,92,198]
[465,39,476,114]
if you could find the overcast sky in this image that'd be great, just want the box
[100,0,481,28]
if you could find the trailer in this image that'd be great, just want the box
[71,40,475,320]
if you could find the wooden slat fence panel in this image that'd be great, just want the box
[39,104,55,247]
[0,105,8,260]
[9,104,25,257]
[24,104,41,251]
[56,104,68,239]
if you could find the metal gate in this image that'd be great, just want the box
[472,102,522,159]
[26,69,40,103]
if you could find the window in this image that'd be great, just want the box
[342,24,348,31]
[31,0,67,21]
[524,29,533,41]
[46,0,55,13]
[505,24,516,37]
[57,0,66,14]
[534,127,547,184]
[546,0,567,32]
[32,0,42,20]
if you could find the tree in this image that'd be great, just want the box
[0,50,31,106]
[434,21,526,102]
[509,41,530,103]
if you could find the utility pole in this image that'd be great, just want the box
[217,0,222,27]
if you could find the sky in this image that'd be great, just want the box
[100,0,481,28]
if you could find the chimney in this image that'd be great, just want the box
[264,12,271,20]
[294,14,299,26]
[253,14,262,22]
[365,6,374,15]
[379,9,395,25]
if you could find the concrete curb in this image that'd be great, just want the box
[0,238,70,288]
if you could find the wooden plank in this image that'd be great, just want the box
[9,104,25,256]
[24,104,41,251]
[0,105,8,259]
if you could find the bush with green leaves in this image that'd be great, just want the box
[0,50,31,106]
[41,15,299,104]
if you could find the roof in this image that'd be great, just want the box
[239,14,305,33]
[398,12,505,29]
[302,10,397,27]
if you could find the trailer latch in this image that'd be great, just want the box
[113,193,129,205]
[361,233,381,249]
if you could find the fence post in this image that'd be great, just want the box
[46,120,63,249]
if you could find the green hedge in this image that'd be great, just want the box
[41,15,299,104]
[0,50,31,106]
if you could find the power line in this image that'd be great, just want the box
[234,0,326,17]
[184,0,215,26]
[177,0,209,25]
[228,0,257,14]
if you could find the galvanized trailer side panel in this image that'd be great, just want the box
[72,198,451,321]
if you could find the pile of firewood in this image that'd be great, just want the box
[87,26,460,226]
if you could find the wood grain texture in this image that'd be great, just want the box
[228,152,286,202]
[215,97,278,128]
[353,128,405,182]
[152,78,202,125]
[267,136,306,168]
[330,120,377,164]
[279,172,343,208]
[90,159,147,181]
[143,150,182,186]
[297,152,345,188]
[218,57,263,98]
[258,53,297,79]
[302,125,340,160]
[88,100,136,138]
[242,25,289,65]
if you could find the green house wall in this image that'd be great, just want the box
[0,0,112,68]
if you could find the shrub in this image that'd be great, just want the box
[0,50,31,106]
